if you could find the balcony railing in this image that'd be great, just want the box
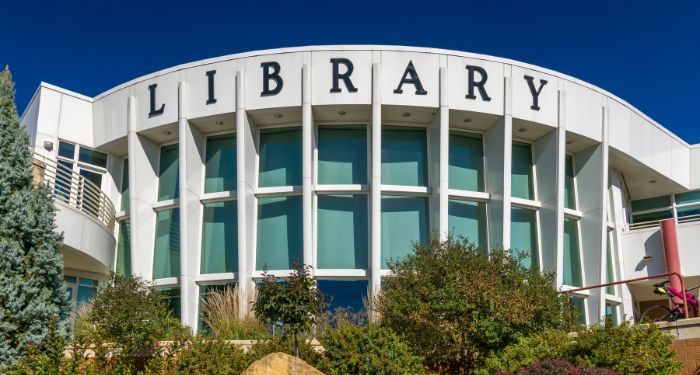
[31,152,116,233]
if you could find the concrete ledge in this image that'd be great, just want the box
[656,317,700,340]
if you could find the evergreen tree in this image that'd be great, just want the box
[0,66,69,366]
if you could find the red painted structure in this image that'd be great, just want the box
[661,218,683,302]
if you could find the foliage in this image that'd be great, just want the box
[574,320,681,375]
[496,359,619,375]
[482,321,681,375]
[4,318,68,375]
[247,335,325,369]
[144,334,250,375]
[0,65,70,366]
[253,262,326,356]
[318,319,425,375]
[375,234,570,373]
[201,285,268,339]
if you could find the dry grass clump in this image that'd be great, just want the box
[201,285,268,339]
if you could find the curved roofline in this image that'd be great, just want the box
[91,44,690,147]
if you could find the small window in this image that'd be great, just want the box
[512,142,534,200]
[449,132,484,192]
[158,144,180,201]
[258,128,302,187]
[317,127,367,185]
[58,141,75,159]
[79,147,107,168]
[381,127,428,187]
[205,134,236,193]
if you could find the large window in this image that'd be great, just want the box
[258,128,302,187]
[56,140,108,205]
[511,207,538,269]
[381,127,427,186]
[511,142,534,200]
[65,276,98,306]
[563,218,582,287]
[116,219,131,276]
[256,196,303,270]
[317,195,368,269]
[381,195,428,268]
[449,132,484,192]
[153,208,180,279]
[674,191,700,220]
[201,200,237,274]
[564,155,576,209]
[158,144,180,201]
[120,159,129,211]
[317,280,368,312]
[448,200,487,250]
[205,134,236,193]
[317,127,367,185]
[630,196,672,224]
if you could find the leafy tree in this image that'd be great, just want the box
[375,235,570,373]
[0,65,70,366]
[253,263,326,357]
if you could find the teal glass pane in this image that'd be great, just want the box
[55,160,73,203]
[631,196,671,212]
[77,283,96,303]
[448,199,487,251]
[116,219,132,276]
[158,144,180,201]
[381,195,428,268]
[570,295,586,325]
[675,191,700,205]
[564,155,576,209]
[632,210,673,223]
[64,276,77,284]
[448,133,484,192]
[317,280,368,312]
[58,141,75,159]
[381,127,427,186]
[511,142,534,200]
[121,159,129,211]
[201,200,238,274]
[318,127,367,185]
[79,169,102,187]
[510,207,538,269]
[256,195,303,270]
[563,218,582,287]
[317,195,368,269]
[258,128,302,187]
[79,147,107,168]
[605,303,619,325]
[205,134,236,193]
[153,208,180,279]
[160,287,181,318]
[606,236,615,295]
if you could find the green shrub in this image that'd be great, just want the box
[144,335,250,375]
[319,320,425,375]
[376,235,570,373]
[479,330,575,374]
[497,359,619,374]
[201,286,268,340]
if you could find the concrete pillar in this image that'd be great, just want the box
[438,67,449,238]
[302,64,313,270]
[370,62,382,297]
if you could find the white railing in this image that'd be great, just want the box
[31,152,116,232]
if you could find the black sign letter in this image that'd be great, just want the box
[330,58,358,93]
[260,62,283,97]
[524,75,548,111]
[206,70,217,105]
[148,84,165,117]
[465,65,491,102]
[393,60,427,95]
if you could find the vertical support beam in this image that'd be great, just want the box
[302,64,313,270]
[554,90,567,284]
[597,103,610,320]
[438,67,449,238]
[178,81,206,330]
[370,62,382,298]
[236,70,252,319]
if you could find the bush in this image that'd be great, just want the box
[318,320,425,375]
[479,330,575,374]
[375,235,570,373]
[201,286,268,339]
[497,359,619,375]
[145,335,250,375]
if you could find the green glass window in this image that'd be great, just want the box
[116,219,131,276]
[201,200,238,274]
[153,208,180,279]
[570,295,586,325]
[205,134,236,193]
[318,127,367,185]
[258,128,302,187]
[631,210,673,223]
[158,144,180,201]
[448,199,487,250]
[256,195,302,270]
[605,303,619,325]
[58,141,76,159]
[606,235,615,295]
[381,127,427,186]
[317,195,368,269]
[160,287,181,318]
[121,159,129,211]
[511,207,538,269]
[317,280,368,312]
[675,191,700,218]
[80,168,102,188]
[631,195,671,212]
[77,278,98,304]
[79,147,107,168]
[512,142,534,200]
[449,133,484,192]
[563,218,582,287]
[564,155,576,209]
[381,195,428,268]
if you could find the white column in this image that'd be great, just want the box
[554,90,567,286]
[597,103,610,321]
[236,70,252,319]
[438,67,449,238]
[370,62,382,297]
[178,81,206,330]
[302,64,313,270]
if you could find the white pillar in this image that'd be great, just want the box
[438,67,449,238]
[598,103,610,321]
[370,62,382,297]
[554,90,567,286]
[236,70,252,319]
[302,64,313,270]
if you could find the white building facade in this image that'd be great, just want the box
[19,46,700,330]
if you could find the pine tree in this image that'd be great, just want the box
[0,66,69,366]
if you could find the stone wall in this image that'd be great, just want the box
[658,317,700,374]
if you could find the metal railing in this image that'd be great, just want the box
[32,152,116,232]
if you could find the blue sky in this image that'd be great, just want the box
[4,0,699,142]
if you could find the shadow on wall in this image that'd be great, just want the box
[636,230,664,273]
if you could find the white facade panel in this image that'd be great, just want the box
[132,73,180,131]
[245,52,305,110]
[511,66,558,127]
[380,51,439,108]
[311,51,372,105]
[446,56,504,115]
[563,81,602,142]
[93,88,129,148]
[186,59,238,120]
